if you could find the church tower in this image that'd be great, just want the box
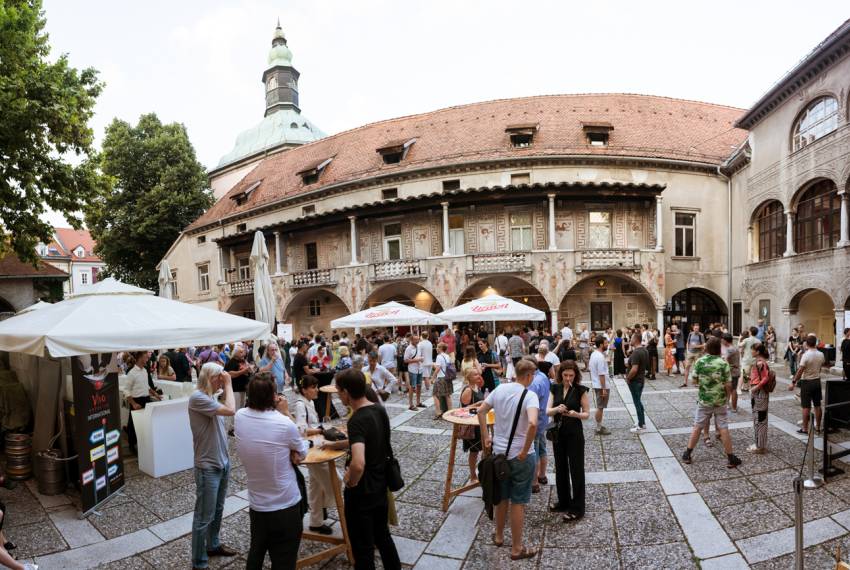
[263,20,300,115]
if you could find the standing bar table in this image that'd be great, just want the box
[319,383,339,419]
[296,439,352,568]
[440,407,495,512]
[315,372,339,419]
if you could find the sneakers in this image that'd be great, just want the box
[727,454,742,468]
[747,444,766,454]
[629,426,646,434]
[681,449,693,464]
[595,426,612,436]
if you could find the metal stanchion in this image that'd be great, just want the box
[794,476,804,570]
[804,414,824,489]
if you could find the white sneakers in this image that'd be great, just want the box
[629,426,646,434]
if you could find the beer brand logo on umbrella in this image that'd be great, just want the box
[471,302,509,313]
[365,309,401,319]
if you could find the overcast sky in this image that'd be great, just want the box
[41,0,848,224]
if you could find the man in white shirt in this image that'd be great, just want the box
[418,331,434,390]
[578,325,591,370]
[404,335,424,410]
[377,338,397,374]
[235,373,309,569]
[790,335,826,434]
[495,330,509,371]
[588,336,611,436]
[368,352,398,397]
[560,322,573,343]
[478,358,539,561]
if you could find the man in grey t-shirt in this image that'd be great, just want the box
[189,363,237,569]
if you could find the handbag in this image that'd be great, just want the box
[322,426,348,441]
[491,389,528,482]
[293,462,309,517]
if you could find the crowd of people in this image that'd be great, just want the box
[115,316,845,569]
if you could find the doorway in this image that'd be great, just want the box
[590,302,613,331]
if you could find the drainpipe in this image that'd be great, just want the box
[717,166,732,326]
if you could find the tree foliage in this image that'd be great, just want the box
[0,0,103,264]
[86,113,213,290]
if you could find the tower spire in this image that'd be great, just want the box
[263,19,299,115]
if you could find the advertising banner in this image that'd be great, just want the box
[277,323,293,343]
[71,355,124,514]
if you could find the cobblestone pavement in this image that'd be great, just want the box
[7,366,850,568]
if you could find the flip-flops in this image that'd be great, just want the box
[511,547,538,560]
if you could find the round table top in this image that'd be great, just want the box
[442,407,494,426]
[319,384,338,394]
[303,436,346,464]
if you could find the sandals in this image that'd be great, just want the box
[538,476,548,485]
[562,512,583,522]
[492,533,503,547]
[511,547,538,560]
[531,484,540,494]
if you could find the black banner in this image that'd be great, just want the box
[71,355,124,514]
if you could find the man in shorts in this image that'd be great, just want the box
[739,327,761,393]
[527,357,551,493]
[672,324,685,375]
[681,337,742,468]
[404,335,424,411]
[588,336,611,435]
[790,334,825,434]
[721,333,741,413]
[681,323,706,388]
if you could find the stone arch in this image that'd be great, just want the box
[559,273,659,332]
[789,93,840,153]
[787,287,836,344]
[749,199,787,261]
[454,276,551,332]
[789,176,839,212]
[282,288,351,338]
[360,282,444,314]
[665,287,728,332]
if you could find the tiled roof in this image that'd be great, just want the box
[190,93,746,231]
[51,228,101,263]
[0,252,68,279]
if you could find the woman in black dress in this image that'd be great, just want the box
[613,329,626,377]
[547,360,590,521]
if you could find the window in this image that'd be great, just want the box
[74,246,85,258]
[754,201,785,261]
[198,264,210,292]
[588,211,612,248]
[582,122,613,147]
[80,272,89,285]
[305,242,318,269]
[505,124,537,148]
[442,179,460,192]
[382,188,398,200]
[36,244,48,256]
[376,139,415,164]
[674,212,696,257]
[383,222,402,260]
[236,223,247,233]
[302,204,316,216]
[792,97,839,151]
[266,75,278,93]
[231,180,261,206]
[169,269,177,299]
[794,179,840,253]
[308,299,321,317]
[510,173,530,185]
[237,257,251,280]
[587,132,608,146]
[297,157,333,185]
[510,212,532,251]
[449,214,465,255]
[197,235,206,245]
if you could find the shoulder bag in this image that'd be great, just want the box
[491,389,528,481]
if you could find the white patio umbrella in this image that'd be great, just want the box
[158,260,173,299]
[331,301,448,329]
[250,231,276,328]
[436,294,546,322]
[0,278,271,357]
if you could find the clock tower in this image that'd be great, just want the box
[263,20,300,116]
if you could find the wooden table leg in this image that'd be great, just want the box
[325,393,332,419]
[442,424,459,512]
[328,460,353,565]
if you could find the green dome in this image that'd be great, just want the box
[268,24,292,67]
[216,108,325,169]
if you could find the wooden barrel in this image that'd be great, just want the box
[5,433,32,481]
[35,450,66,495]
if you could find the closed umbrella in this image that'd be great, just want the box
[158,260,173,299]
[250,231,277,328]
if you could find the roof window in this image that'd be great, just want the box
[231,179,262,206]
[382,188,398,200]
[582,122,613,147]
[377,138,416,164]
[297,157,334,185]
[506,123,538,148]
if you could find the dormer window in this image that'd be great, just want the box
[505,124,538,148]
[376,138,416,164]
[297,157,333,185]
[74,246,85,258]
[231,180,261,206]
[582,122,613,147]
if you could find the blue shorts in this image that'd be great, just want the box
[534,431,547,458]
[408,372,423,388]
[499,453,536,504]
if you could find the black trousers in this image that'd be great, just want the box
[126,396,151,448]
[344,489,401,570]
[246,504,302,569]
[553,430,585,515]
[844,363,850,381]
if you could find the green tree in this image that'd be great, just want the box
[0,0,103,264]
[87,113,213,290]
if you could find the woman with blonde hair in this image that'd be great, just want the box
[156,354,176,381]
[460,346,481,382]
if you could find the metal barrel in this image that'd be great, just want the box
[35,450,66,496]
[5,433,32,481]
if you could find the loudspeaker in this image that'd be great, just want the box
[825,379,850,428]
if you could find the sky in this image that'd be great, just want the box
[40,0,849,225]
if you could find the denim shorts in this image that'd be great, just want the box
[534,430,547,458]
[408,372,423,387]
[499,453,536,504]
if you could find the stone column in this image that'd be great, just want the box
[550,309,558,334]
[273,231,282,275]
[838,191,850,247]
[655,196,664,252]
[217,245,225,284]
[783,210,795,256]
[836,309,846,367]
[657,307,665,330]
[349,216,358,265]
[548,194,557,250]
[747,226,754,262]
[441,202,451,256]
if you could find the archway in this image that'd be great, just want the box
[560,274,657,332]
[789,288,834,344]
[225,295,256,320]
[665,288,728,332]
[282,288,350,338]
[361,282,444,314]
[455,276,550,334]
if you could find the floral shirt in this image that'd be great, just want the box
[693,354,730,407]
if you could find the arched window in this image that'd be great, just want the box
[754,201,785,261]
[794,179,840,253]
[792,97,839,151]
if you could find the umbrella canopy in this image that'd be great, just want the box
[158,260,173,299]
[331,301,448,329]
[0,278,271,357]
[436,294,546,322]
[250,231,276,327]
[16,301,52,315]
